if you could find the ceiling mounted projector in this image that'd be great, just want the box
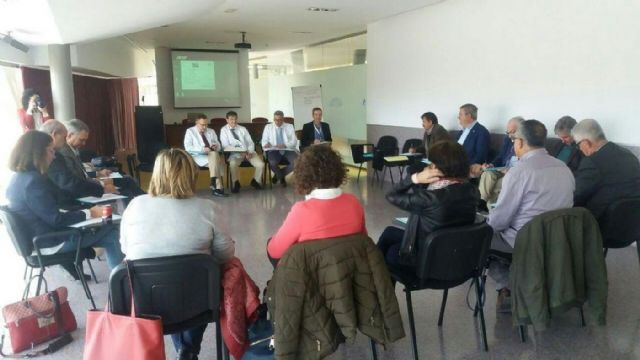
[2,33,29,53]
[234,32,252,49]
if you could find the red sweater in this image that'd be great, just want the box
[267,193,367,259]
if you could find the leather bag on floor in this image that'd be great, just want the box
[83,261,165,360]
[1,275,76,357]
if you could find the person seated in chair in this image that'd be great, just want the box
[6,131,124,271]
[470,116,523,205]
[456,103,491,166]
[184,114,227,197]
[549,116,584,174]
[487,120,574,313]
[377,141,479,271]
[300,107,332,151]
[261,110,298,186]
[119,148,235,360]
[572,119,640,223]
[267,145,366,265]
[55,119,145,201]
[219,111,265,193]
[406,111,451,175]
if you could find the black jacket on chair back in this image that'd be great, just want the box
[386,177,479,265]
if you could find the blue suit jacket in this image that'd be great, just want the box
[6,170,86,239]
[491,136,515,167]
[457,122,491,164]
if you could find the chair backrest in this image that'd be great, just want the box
[600,197,640,248]
[350,143,374,163]
[283,117,294,125]
[0,205,34,258]
[376,136,398,153]
[251,117,268,123]
[210,118,227,126]
[402,138,423,153]
[109,254,221,334]
[417,223,493,282]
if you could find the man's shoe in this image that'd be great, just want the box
[251,179,263,190]
[496,288,512,314]
[477,199,489,213]
[271,175,278,184]
[232,181,240,193]
[212,188,228,197]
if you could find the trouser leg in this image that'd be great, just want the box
[487,232,513,291]
[479,171,503,203]
[228,156,241,183]
[267,152,284,180]
[248,155,265,183]
[171,324,208,355]
[282,152,298,177]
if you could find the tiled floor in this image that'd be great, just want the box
[1,174,639,359]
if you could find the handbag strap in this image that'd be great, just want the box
[21,275,48,300]
[124,260,138,318]
[0,291,72,358]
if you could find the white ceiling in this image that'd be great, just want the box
[1,0,443,54]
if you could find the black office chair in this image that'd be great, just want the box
[109,254,227,359]
[389,223,494,359]
[350,143,374,182]
[0,205,98,309]
[382,138,424,184]
[372,136,398,185]
[599,197,640,267]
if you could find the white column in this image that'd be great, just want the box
[48,44,75,121]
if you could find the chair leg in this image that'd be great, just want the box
[75,263,96,309]
[370,338,378,360]
[474,275,487,317]
[579,306,586,327]
[519,325,526,343]
[474,277,489,352]
[405,288,419,360]
[28,266,34,282]
[389,167,395,185]
[86,259,98,283]
[35,267,45,295]
[437,289,448,326]
[357,163,363,182]
[215,321,223,360]
[23,264,28,280]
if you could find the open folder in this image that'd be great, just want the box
[77,193,127,204]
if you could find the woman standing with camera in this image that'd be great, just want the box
[18,88,50,132]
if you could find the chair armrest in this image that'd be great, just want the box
[33,229,82,251]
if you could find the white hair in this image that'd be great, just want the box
[571,119,606,142]
[65,118,90,135]
[38,119,67,135]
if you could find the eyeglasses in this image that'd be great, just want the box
[511,137,523,144]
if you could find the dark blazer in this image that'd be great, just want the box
[456,122,491,164]
[417,123,451,157]
[6,170,86,239]
[301,121,332,150]
[48,149,103,203]
[574,142,640,221]
[491,136,515,167]
[548,141,583,174]
[386,177,479,264]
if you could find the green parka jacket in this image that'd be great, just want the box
[266,234,405,359]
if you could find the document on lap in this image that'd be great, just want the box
[77,193,127,204]
[188,150,208,156]
[384,155,409,162]
[483,167,506,172]
[400,152,423,156]
[70,215,122,228]
[100,172,123,179]
[223,146,247,152]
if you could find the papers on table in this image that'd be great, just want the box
[312,141,331,146]
[224,146,247,152]
[421,158,432,164]
[395,217,408,224]
[483,167,506,172]
[99,172,123,179]
[70,215,122,228]
[400,152,423,156]
[77,193,127,204]
[263,147,296,152]
[384,155,409,162]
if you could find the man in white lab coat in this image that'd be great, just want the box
[219,111,265,193]
[261,110,298,186]
[184,114,227,197]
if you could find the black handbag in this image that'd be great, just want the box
[242,301,274,359]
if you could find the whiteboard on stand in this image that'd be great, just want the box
[292,85,323,128]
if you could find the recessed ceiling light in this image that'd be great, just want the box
[224,8,237,13]
[307,7,339,12]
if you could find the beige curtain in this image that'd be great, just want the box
[108,78,139,151]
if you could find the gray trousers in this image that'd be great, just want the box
[487,232,513,291]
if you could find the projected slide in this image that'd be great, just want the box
[180,60,216,90]
[171,50,241,108]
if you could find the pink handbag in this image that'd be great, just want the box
[83,261,165,360]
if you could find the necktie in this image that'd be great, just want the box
[276,127,285,155]
[200,132,211,148]
[230,128,241,148]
